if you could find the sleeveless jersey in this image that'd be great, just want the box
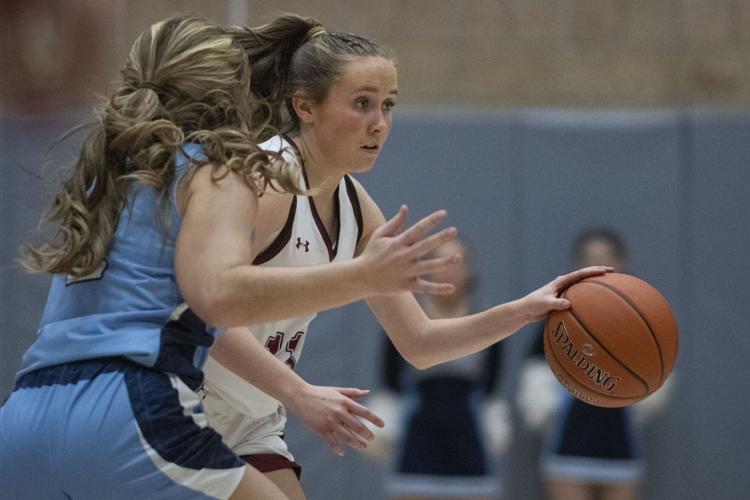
[202,135,363,419]
[18,144,211,387]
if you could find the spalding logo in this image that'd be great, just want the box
[551,321,621,393]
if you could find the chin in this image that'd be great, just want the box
[349,158,378,173]
[357,162,378,174]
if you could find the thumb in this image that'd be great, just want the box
[553,298,571,310]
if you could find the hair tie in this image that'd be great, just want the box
[306,26,327,42]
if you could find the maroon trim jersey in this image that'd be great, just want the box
[202,135,363,419]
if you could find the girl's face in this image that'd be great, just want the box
[579,238,625,270]
[303,56,398,174]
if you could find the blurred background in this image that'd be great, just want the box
[1,1,749,499]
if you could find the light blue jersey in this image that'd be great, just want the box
[18,143,211,388]
[1,144,248,499]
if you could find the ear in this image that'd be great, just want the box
[291,91,316,125]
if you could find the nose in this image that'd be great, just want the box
[369,109,389,135]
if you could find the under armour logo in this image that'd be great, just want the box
[296,237,310,252]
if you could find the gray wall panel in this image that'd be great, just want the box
[2,109,749,500]
[677,113,750,500]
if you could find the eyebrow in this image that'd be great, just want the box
[355,85,398,95]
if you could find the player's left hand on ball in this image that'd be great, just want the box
[287,384,384,456]
[521,266,613,322]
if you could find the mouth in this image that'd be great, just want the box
[361,144,380,153]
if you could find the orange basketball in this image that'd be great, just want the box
[544,272,679,408]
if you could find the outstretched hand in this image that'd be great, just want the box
[359,205,460,296]
[285,384,385,456]
[521,266,613,322]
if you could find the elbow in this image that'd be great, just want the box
[187,297,232,329]
[411,356,438,371]
[399,346,436,371]
[183,283,240,329]
[393,322,439,370]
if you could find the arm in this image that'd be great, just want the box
[174,166,458,328]
[368,261,610,369]
[367,292,529,369]
[351,179,610,369]
[211,327,384,456]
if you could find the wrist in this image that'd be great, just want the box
[506,297,534,327]
[348,255,376,297]
[275,371,310,411]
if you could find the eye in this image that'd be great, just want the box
[383,99,396,111]
[355,97,369,109]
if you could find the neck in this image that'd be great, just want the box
[290,134,341,204]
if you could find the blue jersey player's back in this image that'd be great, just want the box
[20,144,207,382]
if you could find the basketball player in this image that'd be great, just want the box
[197,14,612,499]
[0,16,454,500]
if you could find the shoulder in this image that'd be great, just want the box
[346,176,382,220]
[346,176,385,255]
[257,187,295,225]
[177,162,259,218]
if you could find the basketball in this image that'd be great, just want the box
[544,272,679,408]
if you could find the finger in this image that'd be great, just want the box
[412,279,455,295]
[397,209,448,246]
[335,387,370,399]
[334,423,366,450]
[559,266,611,286]
[372,205,408,238]
[407,226,458,259]
[322,432,345,456]
[574,265,612,276]
[551,297,571,310]
[345,400,385,429]
[339,412,376,441]
[413,253,461,277]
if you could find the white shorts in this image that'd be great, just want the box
[202,385,300,476]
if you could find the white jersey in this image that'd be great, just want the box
[202,135,363,419]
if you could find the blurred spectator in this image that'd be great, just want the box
[0,0,108,115]
[517,228,672,500]
[365,237,511,500]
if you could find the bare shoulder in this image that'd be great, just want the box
[257,187,295,226]
[347,176,386,256]
[253,185,297,252]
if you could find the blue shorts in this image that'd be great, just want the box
[0,358,246,499]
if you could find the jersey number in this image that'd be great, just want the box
[265,331,304,369]
[65,259,108,286]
